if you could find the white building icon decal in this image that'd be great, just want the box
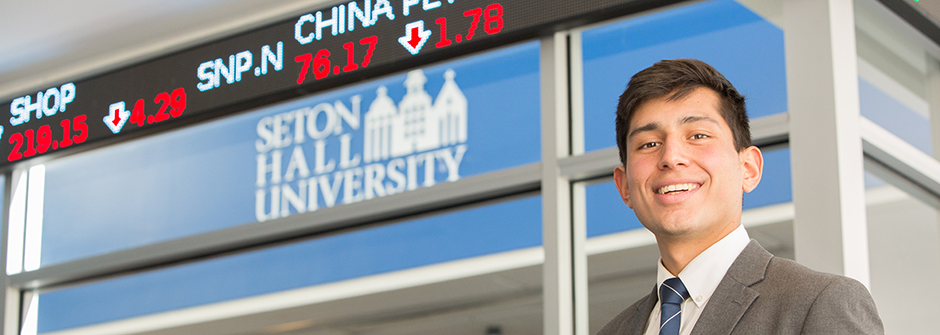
[364,69,467,163]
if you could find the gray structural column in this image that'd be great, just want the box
[928,58,940,160]
[568,29,589,335]
[784,0,871,286]
[541,31,577,335]
[1,171,19,335]
[929,56,940,260]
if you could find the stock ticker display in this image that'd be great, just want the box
[0,0,662,168]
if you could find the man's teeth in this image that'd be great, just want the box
[657,183,698,194]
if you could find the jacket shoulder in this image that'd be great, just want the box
[769,259,884,334]
[761,256,873,295]
[597,292,653,335]
[748,256,884,334]
[755,255,866,309]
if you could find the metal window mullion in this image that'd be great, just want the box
[929,55,940,263]
[928,57,940,160]
[861,117,940,206]
[569,28,589,335]
[784,0,871,286]
[0,169,18,335]
[570,29,585,157]
[571,181,588,335]
[541,31,578,335]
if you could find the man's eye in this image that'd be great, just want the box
[691,133,708,140]
[640,142,659,149]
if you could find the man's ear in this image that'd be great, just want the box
[740,145,763,193]
[613,166,633,208]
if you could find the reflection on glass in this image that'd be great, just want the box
[38,195,542,333]
[585,180,643,238]
[864,172,940,334]
[855,0,936,155]
[859,77,931,154]
[580,0,787,152]
[742,148,792,209]
[40,41,542,267]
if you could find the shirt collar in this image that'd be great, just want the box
[655,224,751,308]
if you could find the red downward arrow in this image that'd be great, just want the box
[112,108,121,126]
[408,27,422,48]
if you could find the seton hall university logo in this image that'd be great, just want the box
[364,69,467,162]
[255,69,469,222]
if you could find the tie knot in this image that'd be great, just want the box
[660,277,689,305]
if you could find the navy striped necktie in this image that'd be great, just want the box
[659,277,690,335]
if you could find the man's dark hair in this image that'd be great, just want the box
[615,59,750,165]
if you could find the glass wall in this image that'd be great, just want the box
[7,40,547,334]
[854,1,940,331]
[36,195,542,334]
[864,171,940,334]
[855,0,939,155]
[3,0,939,334]
[37,41,541,267]
[579,0,787,152]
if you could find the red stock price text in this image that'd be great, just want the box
[7,115,88,162]
[295,36,378,84]
[127,88,187,127]
[433,3,503,48]
[293,2,504,84]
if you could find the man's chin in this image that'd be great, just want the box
[648,224,698,240]
[647,215,699,233]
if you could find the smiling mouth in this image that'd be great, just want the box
[656,183,700,195]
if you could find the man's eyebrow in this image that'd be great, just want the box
[628,116,720,140]
[680,115,720,126]
[628,122,659,140]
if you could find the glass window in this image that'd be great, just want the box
[39,41,541,267]
[855,0,938,155]
[864,171,940,334]
[585,179,643,239]
[579,0,788,152]
[36,195,542,333]
[743,147,792,209]
[859,76,931,153]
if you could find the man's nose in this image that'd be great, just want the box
[659,138,689,169]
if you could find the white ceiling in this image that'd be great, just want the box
[0,0,333,101]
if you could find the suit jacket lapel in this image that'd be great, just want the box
[690,240,772,335]
[625,287,658,334]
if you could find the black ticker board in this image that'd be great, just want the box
[0,0,681,170]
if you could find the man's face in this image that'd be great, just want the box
[613,87,762,243]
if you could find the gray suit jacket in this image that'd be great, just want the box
[598,240,883,335]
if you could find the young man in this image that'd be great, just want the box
[598,59,883,335]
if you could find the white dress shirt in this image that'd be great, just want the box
[643,224,751,335]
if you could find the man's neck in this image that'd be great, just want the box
[656,223,740,276]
